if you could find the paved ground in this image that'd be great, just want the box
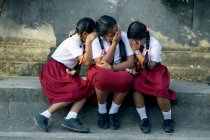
[0,76,210,139]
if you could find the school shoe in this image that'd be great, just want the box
[109,113,120,130]
[139,118,151,134]
[34,114,49,132]
[61,118,89,133]
[98,113,109,129]
[163,119,175,133]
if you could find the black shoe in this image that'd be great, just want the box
[139,118,151,134]
[34,114,49,132]
[98,113,109,129]
[61,118,89,133]
[109,113,120,130]
[163,119,175,133]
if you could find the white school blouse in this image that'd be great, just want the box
[51,34,83,69]
[142,37,162,62]
[91,31,134,64]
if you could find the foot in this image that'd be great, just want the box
[34,114,49,132]
[98,113,109,129]
[61,118,89,133]
[139,118,151,134]
[109,113,120,130]
[163,119,175,133]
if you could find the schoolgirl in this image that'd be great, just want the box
[87,15,134,130]
[127,21,176,133]
[34,17,97,133]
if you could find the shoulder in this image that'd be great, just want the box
[68,34,81,46]
[150,37,161,49]
[59,34,80,47]
[121,31,128,38]
[121,31,130,44]
[92,36,100,44]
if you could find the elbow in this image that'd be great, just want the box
[83,60,92,66]
[129,63,135,69]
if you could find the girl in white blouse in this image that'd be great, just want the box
[88,15,134,130]
[34,17,97,133]
[127,21,176,134]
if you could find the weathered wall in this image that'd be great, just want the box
[0,0,209,80]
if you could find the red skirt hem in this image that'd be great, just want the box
[87,65,133,93]
[133,65,176,100]
[40,60,94,105]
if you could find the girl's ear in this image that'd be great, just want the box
[82,31,88,40]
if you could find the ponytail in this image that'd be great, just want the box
[119,39,127,62]
[98,35,105,51]
[143,31,150,68]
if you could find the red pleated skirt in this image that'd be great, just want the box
[133,65,176,100]
[87,65,133,93]
[40,60,94,105]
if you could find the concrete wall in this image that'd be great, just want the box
[0,0,209,80]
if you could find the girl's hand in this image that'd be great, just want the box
[86,32,97,44]
[112,28,121,44]
[126,68,138,75]
[97,60,112,71]
[130,39,140,51]
[66,68,77,76]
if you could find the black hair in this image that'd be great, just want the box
[69,17,96,44]
[96,15,127,63]
[71,17,96,71]
[127,21,150,68]
[76,17,96,35]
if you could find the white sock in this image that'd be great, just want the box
[65,111,78,120]
[136,106,147,120]
[162,109,172,120]
[109,101,121,114]
[40,110,52,119]
[98,103,107,114]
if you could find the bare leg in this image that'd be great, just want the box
[156,97,171,112]
[70,99,86,113]
[113,93,127,105]
[95,88,109,104]
[48,102,72,114]
[133,90,145,108]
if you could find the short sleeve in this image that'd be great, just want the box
[66,39,83,58]
[121,32,134,56]
[91,38,103,59]
[150,41,162,62]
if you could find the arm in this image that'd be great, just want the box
[135,52,157,70]
[77,32,97,65]
[112,55,134,71]
[131,40,157,70]
[101,42,118,64]
[101,29,121,64]
[96,55,134,71]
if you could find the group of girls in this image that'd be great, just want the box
[34,15,176,134]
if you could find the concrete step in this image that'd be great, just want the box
[0,76,210,139]
[0,121,210,140]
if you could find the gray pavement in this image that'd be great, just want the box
[0,76,210,139]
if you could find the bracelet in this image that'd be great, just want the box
[134,50,140,55]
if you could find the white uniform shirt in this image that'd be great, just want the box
[91,31,134,64]
[142,37,162,62]
[51,34,83,69]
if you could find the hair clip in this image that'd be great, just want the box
[101,50,106,56]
